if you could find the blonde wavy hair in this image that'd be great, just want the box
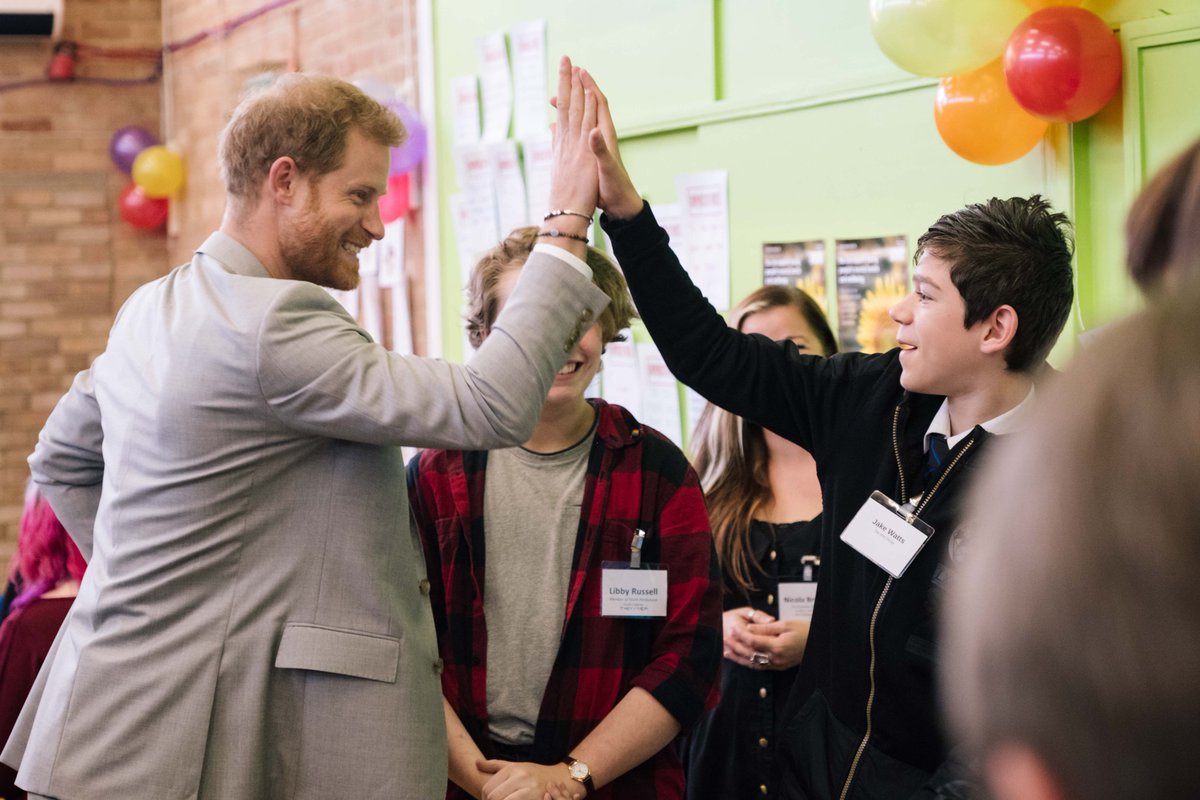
[465,226,636,349]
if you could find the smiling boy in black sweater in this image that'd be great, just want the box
[568,66,1074,800]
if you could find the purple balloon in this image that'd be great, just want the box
[110,126,159,175]
[387,102,428,176]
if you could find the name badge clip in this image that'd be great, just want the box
[630,528,646,569]
[800,554,820,583]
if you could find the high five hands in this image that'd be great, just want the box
[549,56,645,222]
[548,55,600,222]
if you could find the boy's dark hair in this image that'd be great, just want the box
[915,195,1074,373]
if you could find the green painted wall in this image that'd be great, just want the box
[431,0,1200,365]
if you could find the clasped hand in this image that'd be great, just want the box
[478,758,586,800]
[722,606,810,671]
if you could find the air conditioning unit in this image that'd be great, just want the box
[0,0,63,39]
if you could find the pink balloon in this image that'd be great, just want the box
[378,173,410,224]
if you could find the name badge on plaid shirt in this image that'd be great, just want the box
[602,562,668,618]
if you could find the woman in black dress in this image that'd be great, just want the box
[684,286,837,800]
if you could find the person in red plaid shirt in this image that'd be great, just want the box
[408,221,722,800]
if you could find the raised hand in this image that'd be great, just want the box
[578,69,643,220]
[547,56,600,223]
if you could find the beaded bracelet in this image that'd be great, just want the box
[543,209,593,223]
[537,227,589,243]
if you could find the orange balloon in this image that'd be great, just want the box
[935,58,1049,165]
[1023,0,1083,8]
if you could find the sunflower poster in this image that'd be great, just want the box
[835,236,908,353]
[762,240,828,312]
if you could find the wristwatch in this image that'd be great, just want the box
[562,755,595,793]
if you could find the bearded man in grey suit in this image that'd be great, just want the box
[2,62,609,800]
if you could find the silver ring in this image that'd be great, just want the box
[750,651,770,666]
[746,609,755,622]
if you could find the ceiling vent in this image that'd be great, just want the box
[0,0,63,39]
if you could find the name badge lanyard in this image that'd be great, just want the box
[900,437,978,570]
[833,429,979,800]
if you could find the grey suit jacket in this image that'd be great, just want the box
[2,232,609,800]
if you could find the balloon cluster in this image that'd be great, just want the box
[870,0,1121,165]
[109,126,186,230]
[352,78,428,224]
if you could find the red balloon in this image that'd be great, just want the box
[378,173,410,224]
[1003,7,1122,122]
[118,182,168,230]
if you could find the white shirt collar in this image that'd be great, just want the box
[532,242,593,279]
[924,385,1037,452]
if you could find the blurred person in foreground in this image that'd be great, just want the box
[941,282,1200,800]
[1125,137,1200,294]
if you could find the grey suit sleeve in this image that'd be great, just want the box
[27,366,104,559]
[256,250,610,449]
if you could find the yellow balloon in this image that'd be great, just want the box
[132,145,186,198]
[934,58,1048,165]
[870,0,1031,77]
[1023,0,1083,8]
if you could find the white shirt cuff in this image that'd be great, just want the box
[533,243,592,279]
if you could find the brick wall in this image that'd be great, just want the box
[0,0,167,565]
[1,0,426,566]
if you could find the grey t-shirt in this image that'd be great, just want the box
[482,421,596,745]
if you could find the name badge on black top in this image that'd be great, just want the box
[778,555,820,621]
[840,491,934,578]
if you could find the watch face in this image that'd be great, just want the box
[569,761,589,781]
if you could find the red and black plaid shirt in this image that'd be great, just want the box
[408,400,722,799]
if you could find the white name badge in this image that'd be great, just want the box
[601,565,668,618]
[778,582,817,621]
[839,491,934,579]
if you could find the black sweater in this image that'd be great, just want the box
[604,204,992,800]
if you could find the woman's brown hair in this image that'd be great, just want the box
[690,285,836,596]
